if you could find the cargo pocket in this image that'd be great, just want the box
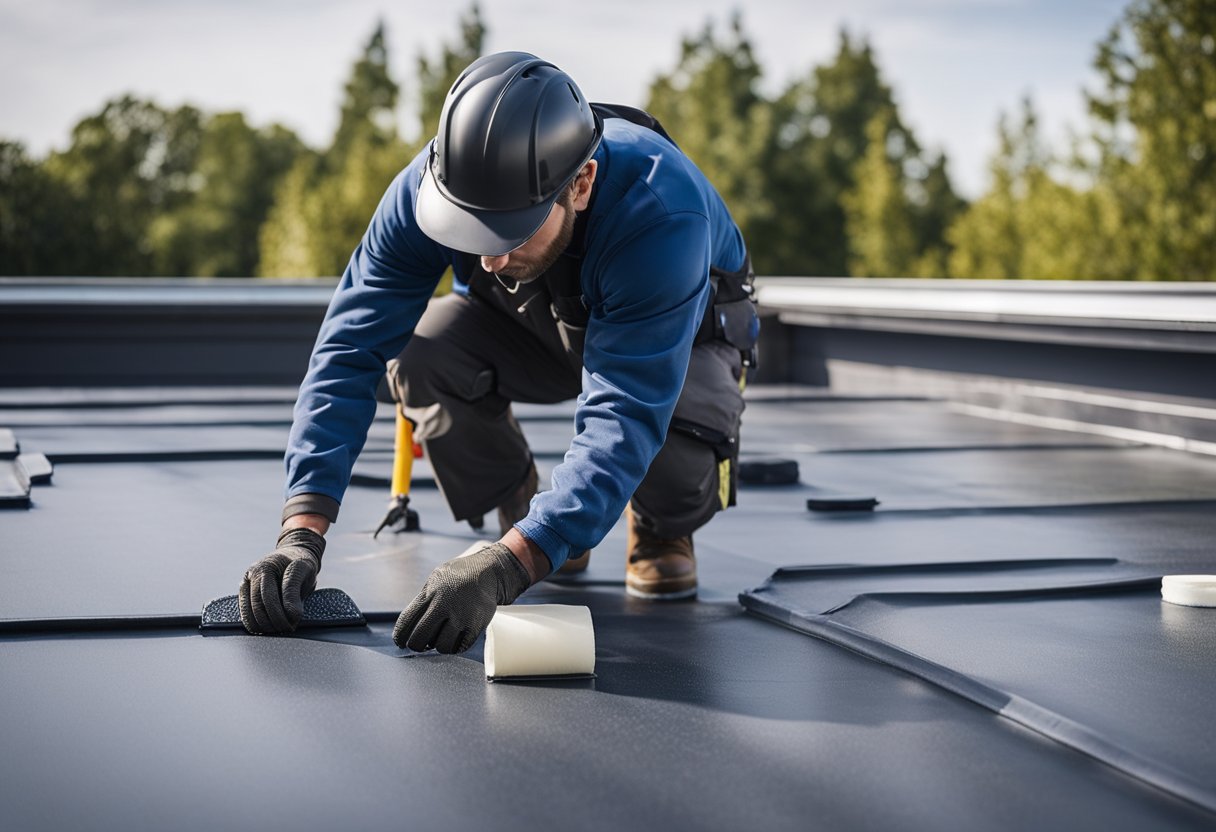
[669,417,739,510]
[669,340,746,510]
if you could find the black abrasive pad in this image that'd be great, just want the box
[200,587,367,630]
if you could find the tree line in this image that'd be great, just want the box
[0,0,1211,280]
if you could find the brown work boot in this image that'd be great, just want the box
[496,462,590,578]
[496,463,539,536]
[554,549,591,576]
[625,504,697,600]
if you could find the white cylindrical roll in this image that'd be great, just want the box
[1161,575,1216,608]
[484,604,596,679]
[457,540,495,559]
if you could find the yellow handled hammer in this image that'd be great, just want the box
[373,408,422,537]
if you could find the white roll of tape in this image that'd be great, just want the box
[485,604,596,679]
[457,540,495,559]
[1161,575,1216,608]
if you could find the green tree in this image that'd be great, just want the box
[254,152,321,277]
[41,96,203,275]
[946,99,1128,280]
[150,114,303,276]
[910,153,968,276]
[4,99,302,277]
[947,104,1038,279]
[331,21,401,163]
[417,3,485,141]
[0,141,87,275]
[757,30,963,276]
[842,108,918,277]
[1088,0,1216,280]
[260,20,411,276]
[646,15,776,256]
[947,0,1215,281]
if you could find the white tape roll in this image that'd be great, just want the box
[457,540,495,559]
[485,604,596,678]
[1161,575,1216,608]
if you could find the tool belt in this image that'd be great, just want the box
[456,101,759,370]
[698,256,759,368]
[544,259,758,365]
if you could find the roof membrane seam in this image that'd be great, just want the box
[949,402,1216,457]
[738,595,1216,818]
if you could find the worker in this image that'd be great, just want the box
[238,51,759,653]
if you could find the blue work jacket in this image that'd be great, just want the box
[284,118,746,569]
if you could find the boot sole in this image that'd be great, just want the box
[625,582,697,601]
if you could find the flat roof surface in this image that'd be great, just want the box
[3,385,1215,830]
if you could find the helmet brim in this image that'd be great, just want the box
[415,161,557,257]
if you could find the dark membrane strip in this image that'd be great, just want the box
[0,610,416,661]
[817,578,1161,614]
[848,498,1216,519]
[0,614,203,634]
[348,472,438,489]
[747,558,1156,615]
[0,613,418,662]
[0,603,598,680]
[5,418,296,429]
[0,387,299,409]
[770,557,1120,578]
[741,393,936,404]
[808,441,1136,454]
[738,586,1216,818]
[45,449,287,463]
[0,589,382,636]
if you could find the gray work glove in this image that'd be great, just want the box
[393,542,532,654]
[239,527,326,634]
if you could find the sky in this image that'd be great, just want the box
[0,0,1129,199]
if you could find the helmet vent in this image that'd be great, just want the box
[420,51,603,236]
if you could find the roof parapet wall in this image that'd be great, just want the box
[754,277,1216,453]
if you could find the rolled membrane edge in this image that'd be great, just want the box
[485,604,596,679]
[1161,575,1216,608]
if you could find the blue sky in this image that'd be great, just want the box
[0,0,1128,198]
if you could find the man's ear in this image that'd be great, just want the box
[571,160,597,212]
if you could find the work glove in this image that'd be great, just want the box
[393,542,531,654]
[239,527,326,634]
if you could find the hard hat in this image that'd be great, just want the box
[415,51,603,256]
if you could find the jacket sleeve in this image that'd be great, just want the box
[283,164,449,516]
[515,210,711,567]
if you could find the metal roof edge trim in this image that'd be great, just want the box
[755,279,1216,329]
[0,277,339,306]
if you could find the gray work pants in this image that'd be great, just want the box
[386,290,745,540]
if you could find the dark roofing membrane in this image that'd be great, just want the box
[2,385,1216,830]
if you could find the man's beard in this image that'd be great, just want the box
[494,199,577,284]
